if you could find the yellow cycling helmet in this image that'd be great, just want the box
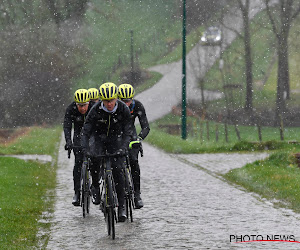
[74,89,90,103]
[99,82,118,100]
[118,84,135,99]
[88,88,100,100]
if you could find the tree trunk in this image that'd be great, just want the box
[242,0,253,113]
[275,41,286,123]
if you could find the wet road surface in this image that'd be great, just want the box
[45,137,300,249]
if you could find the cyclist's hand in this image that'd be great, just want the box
[129,140,141,149]
[64,141,73,151]
[116,148,124,156]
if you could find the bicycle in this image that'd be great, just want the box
[81,157,91,218]
[124,152,135,222]
[98,151,121,240]
[66,145,91,215]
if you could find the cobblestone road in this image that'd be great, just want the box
[45,138,300,249]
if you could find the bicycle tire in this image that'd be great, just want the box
[107,175,116,239]
[84,168,90,215]
[81,162,90,218]
[81,163,87,218]
[124,168,134,222]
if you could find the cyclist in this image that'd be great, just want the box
[118,83,150,209]
[88,88,100,104]
[63,89,93,206]
[81,82,132,222]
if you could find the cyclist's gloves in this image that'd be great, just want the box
[64,141,73,151]
[129,139,142,149]
[116,148,125,156]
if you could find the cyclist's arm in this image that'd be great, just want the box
[136,102,150,140]
[63,104,74,144]
[80,109,95,152]
[122,106,133,150]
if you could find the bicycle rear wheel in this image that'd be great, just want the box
[124,168,134,222]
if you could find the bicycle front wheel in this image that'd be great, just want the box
[106,175,116,239]
[81,163,90,218]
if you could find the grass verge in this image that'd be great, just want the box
[224,150,300,213]
[0,126,61,249]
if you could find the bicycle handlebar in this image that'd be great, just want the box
[67,145,82,159]
[96,151,127,158]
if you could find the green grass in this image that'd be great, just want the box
[224,150,300,213]
[0,126,61,156]
[73,0,183,93]
[0,158,56,249]
[0,126,61,249]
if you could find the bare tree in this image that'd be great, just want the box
[45,0,89,26]
[222,0,254,113]
[264,0,300,120]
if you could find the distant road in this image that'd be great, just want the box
[136,0,276,123]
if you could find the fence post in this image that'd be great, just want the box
[234,124,241,141]
[206,120,210,141]
[257,115,262,142]
[279,114,284,141]
[215,122,219,142]
[225,122,228,143]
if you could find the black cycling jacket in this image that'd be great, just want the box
[63,102,93,147]
[128,99,150,140]
[81,100,133,155]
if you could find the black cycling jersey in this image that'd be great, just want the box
[63,101,93,147]
[128,99,150,140]
[81,99,133,155]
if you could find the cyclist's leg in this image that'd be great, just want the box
[73,147,83,206]
[89,141,103,205]
[129,147,144,208]
[129,147,140,192]
[89,157,101,205]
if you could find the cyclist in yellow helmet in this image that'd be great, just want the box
[88,88,100,104]
[63,88,93,206]
[118,83,150,209]
[81,82,133,222]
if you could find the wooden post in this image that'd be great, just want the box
[206,120,210,141]
[279,114,284,141]
[215,123,219,142]
[257,115,262,142]
[225,122,228,143]
[234,124,241,141]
